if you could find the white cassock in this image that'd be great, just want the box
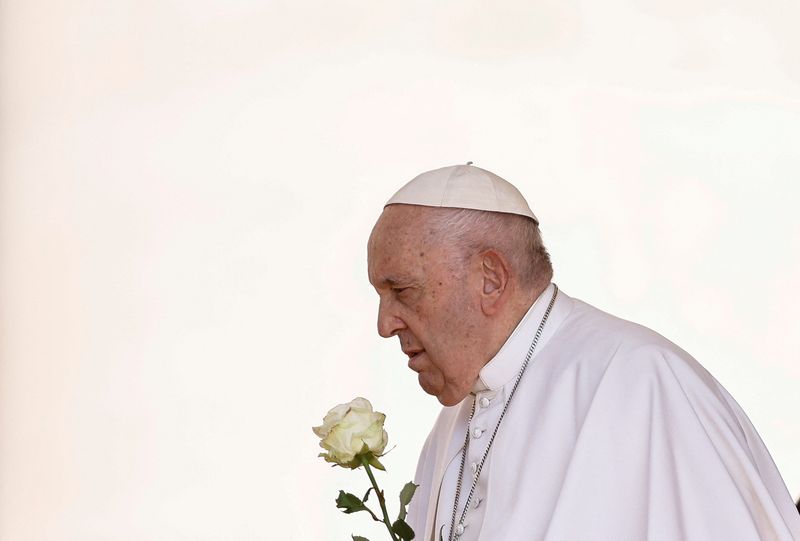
[407,283,800,541]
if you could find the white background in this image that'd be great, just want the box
[1,0,799,539]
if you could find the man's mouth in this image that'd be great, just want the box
[405,350,425,371]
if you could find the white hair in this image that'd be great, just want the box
[424,207,553,289]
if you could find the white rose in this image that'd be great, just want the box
[313,397,389,469]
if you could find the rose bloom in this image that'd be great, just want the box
[313,397,389,468]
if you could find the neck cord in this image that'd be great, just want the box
[447,284,559,541]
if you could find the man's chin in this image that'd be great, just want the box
[436,394,464,407]
[431,386,470,407]
[417,374,469,406]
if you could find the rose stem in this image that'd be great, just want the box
[361,456,399,541]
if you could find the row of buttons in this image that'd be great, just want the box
[471,396,493,440]
[454,393,493,538]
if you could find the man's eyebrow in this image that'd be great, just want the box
[377,275,414,288]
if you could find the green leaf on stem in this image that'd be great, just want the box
[336,491,382,523]
[336,491,369,514]
[392,518,415,540]
[352,536,370,541]
[397,482,418,520]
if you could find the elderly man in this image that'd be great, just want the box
[367,164,800,541]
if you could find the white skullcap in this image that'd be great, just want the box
[385,163,538,224]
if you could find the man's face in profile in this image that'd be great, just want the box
[367,205,484,406]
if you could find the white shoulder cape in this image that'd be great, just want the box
[407,288,800,540]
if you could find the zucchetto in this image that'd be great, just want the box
[385,163,538,224]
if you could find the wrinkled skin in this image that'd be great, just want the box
[367,205,506,406]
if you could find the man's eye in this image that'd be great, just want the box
[394,287,409,294]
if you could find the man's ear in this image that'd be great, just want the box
[480,250,511,315]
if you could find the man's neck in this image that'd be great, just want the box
[481,282,549,368]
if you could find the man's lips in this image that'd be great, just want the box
[404,350,425,371]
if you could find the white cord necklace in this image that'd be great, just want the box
[446,284,559,541]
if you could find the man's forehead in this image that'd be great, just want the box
[367,249,422,287]
[368,207,438,285]
[377,203,432,225]
[368,209,425,259]
[370,205,431,245]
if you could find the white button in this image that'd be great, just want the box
[470,462,478,474]
[479,397,490,408]
[474,497,482,509]
[472,428,483,438]
[455,523,465,535]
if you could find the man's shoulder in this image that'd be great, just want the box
[559,292,690,358]
[555,292,742,431]
[555,291,717,387]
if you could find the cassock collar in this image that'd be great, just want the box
[471,282,559,393]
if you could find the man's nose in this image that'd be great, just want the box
[377,299,406,338]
